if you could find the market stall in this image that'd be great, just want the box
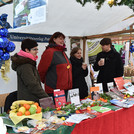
[0,76,133,134]
[1,1,134,134]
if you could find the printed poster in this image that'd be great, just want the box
[87,40,102,64]
[13,0,47,28]
[70,38,80,50]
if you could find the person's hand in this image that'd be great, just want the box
[82,63,87,70]
[98,58,105,66]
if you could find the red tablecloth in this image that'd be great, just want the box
[72,106,134,134]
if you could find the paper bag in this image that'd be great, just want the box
[39,97,55,109]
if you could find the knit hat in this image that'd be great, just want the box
[21,39,38,51]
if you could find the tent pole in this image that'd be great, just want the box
[129,32,132,60]
[82,37,86,61]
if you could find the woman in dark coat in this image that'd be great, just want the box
[11,39,48,103]
[70,47,88,99]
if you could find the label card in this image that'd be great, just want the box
[54,90,66,108]
[90,87,100,100]
[94,83,103,93]
[107,82,114,92]
[114,77,125,90]
[67,88,81,105]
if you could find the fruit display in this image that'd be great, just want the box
[9,100,42,125]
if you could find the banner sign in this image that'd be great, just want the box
[8,32,51,43]
[87,40,102,64]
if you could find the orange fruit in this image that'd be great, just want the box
[87,106,91,111]
[25,111,31,116]
[56,107,61,111]
[23,104,27,107]
[103,99,107,103]
[36,106,42,113]
[34,102,39,107]
[75,110,80,114]
[23,104,31,110]
[17,112,23,116]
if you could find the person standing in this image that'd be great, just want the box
[70,47,88,99]
[93,38,123,92]
[38,32,72,98]
[120,46,126,65]
[11,39,48,102]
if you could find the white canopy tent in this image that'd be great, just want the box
[0,0,133,94]
[102,16,134,33]
[0,0,133,36]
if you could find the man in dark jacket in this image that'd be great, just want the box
[93,38,123,92]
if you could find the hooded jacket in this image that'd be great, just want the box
[38,44,72,93]
[11,54,48,102]
[70,56,88,99]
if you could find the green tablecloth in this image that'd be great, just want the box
[1,113,75,134]
[7,124,76,134]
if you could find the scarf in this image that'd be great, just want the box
[70,56,83,65]
[17,50,38,61]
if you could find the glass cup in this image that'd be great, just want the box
[82,62,86,66]
[100,58,105,66]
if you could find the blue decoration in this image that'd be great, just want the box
[6,41,15,52]
[0,14,15,70]
[0,14,12,29]
[0,37,9,48]
[0,49,3,57]
[129,44,134,53]
[0,28,8,37]
[1,52,10,61]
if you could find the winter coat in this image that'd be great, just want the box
[11,54,48,102]
[38,44,72,93]
[70,56,88,99]
[93,48,123,92]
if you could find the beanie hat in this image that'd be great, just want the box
[100,38,112,46]
[21,39,38,51]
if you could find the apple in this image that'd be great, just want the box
[18,106,26,115]
[29,107,36,115]
[31,104,37,109]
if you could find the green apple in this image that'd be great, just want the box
[31,104,37,109]
[29,107,36,115]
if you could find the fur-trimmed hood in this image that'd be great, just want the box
[11,53,36,71]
